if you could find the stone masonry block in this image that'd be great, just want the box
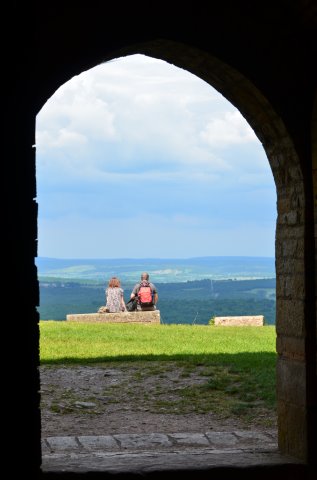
[277,197,291,214]
[205,431,238,446]
[113,433,171,449]
[276,274,305,299]
[276,335,305,360]
[46,436,79,451]
[288,166,304,181]
[276,224,305,240]
[278,211,299,225]
[78,435,118,450]
[66,311,161,324]
[275,258,304,275]
[276,357,306,406]
[277,400,307,461]
[214,315,264,326]
[276,299,305,336]
[281,238,305,258]
[290,191,305,208]
[169,433,209,446]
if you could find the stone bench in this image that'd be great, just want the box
[66,311,161,324]
[214,315,264,326]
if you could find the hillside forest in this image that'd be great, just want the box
[39,277,276,325]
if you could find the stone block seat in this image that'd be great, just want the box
[214,315,264,326]
[66,310,161,324]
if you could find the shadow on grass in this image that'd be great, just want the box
[41,352,276,404]
[40,352,277,417]
[41,351,276,367]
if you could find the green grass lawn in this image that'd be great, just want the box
[40,322,277,426]
[40,322,276,363]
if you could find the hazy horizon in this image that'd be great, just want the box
[37,254,275,260]
[36,256,275,283]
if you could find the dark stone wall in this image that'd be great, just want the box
[4,1,316,477]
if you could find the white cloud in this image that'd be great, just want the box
[36,128,87,149]
[36,54,276,258]
[200,111,258,147]
[36,54,242,173]
[36,84,117,152]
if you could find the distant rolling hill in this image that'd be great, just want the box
[36,256,275,283]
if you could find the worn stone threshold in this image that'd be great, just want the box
[41,431,304,475]
[41,450,303,474]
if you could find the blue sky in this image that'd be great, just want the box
[36,54,276,259]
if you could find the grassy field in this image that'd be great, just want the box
[40,322,276,363]
[40,322,277,425]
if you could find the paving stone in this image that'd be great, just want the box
[41,431,302,475]
[113,433,172,449]
[205,431,238,446]
[46,436,79,451]
[169,433,209,446]
[78,435,118,450]
[233,430,275,443]
[41,439,51,453]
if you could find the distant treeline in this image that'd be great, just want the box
[38,278,276,325]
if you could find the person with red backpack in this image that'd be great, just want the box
[130,272,158,311]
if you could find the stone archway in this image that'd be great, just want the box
[6,3,316,476]
[35,39,313,461]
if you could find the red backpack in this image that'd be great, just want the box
[138,281,153,306]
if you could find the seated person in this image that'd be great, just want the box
[104,276,126,312]
[130,272,158,311]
